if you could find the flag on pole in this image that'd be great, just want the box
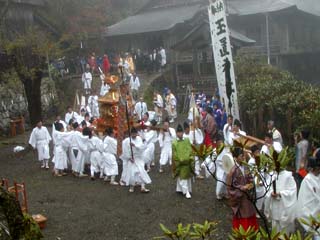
[76,92,80,106]
[188,93,199,122]
[208,0,240,120]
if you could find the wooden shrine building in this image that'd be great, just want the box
[104,0,320,100]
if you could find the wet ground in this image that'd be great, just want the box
[0,130,233,240]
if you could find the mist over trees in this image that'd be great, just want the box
[0,0,148,125]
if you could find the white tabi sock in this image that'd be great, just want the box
[90,166,95,177]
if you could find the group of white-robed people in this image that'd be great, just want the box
[29,118,120,184]
[207,115,320,238]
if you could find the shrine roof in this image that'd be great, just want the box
[104,0,319,38]
[0,0,44,6]
[172,21,255,51]
[227,0,295,15]
[104,4,203,37]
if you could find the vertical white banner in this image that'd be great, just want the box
[208,0,240,120]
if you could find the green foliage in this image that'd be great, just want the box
[299,214,320,238]
[0,187,43,240]
[191,144,214,162]
[235,56,320,142]
[229,226,258,240]
[22,213,43,240]
[230,226,312,240]
[0,188,24,240]
[155,221,218,240]
[0,70,23,90]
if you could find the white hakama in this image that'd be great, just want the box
[88,95,100,118]
[88,136,104,175]
[215,148,228,198]
[121,136,151,186]
[29,126,52,161]
[159,128,176,166]
[176,178,192,194]
[183,129,204,176]
[143,130,158,167]
[52,130,71,170]
[102,136,118,177]
[248,157,267,211]
[120,138,130,184]
[82,72,92,90]
[264,170,297,235]
[67,131,88,174]
[297,172,320,239]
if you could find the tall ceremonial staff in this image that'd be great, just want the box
[189,92,197,144]
[124,92,134,162]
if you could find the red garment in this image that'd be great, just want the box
[204,132,216,148]
[232,214,259,231]
[298,168,307,178]
[103,56,110,74]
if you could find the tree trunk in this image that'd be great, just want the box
[286,108,292,145]
[258,106,264,137]
[21,70,43,126]
[253,113,257,137]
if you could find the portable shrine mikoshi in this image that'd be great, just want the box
[97,75,135,155]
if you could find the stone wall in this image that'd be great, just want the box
[0,77,57,136]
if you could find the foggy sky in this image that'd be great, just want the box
[283,0,320,16]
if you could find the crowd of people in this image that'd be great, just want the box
[29,56,320,238]
[27,96,320,238]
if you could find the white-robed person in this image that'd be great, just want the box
[153,91,164,124]
[159,47,166,67]
[173,124,194,199]
[102,127,119,185]
[122,127,151,193]
[67,122,89,177]
[159,119,176,173]
[65,106,79,128]
[29,119,52,169]
[261,132,283,156]
[183,121,204,179]
[99,71,110,96]
[260,132,283,195]
[297,156,320,240]
[264,166,297,235]
[248,145,266,216]
[100,81,110,97]
[52,114,67,133]
[165,89,177,123]
[52,122,71,176]
[129,73,140,101]
[134,97,148,121]
[88,93,100,118]
[231,119,246,141]
[82,67,92,94]
[86,128,104,180]
[211,115,234,199]
[142,120,158,172]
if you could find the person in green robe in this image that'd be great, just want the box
[172,124,195,199]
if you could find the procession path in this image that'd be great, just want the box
[0,123,233,240]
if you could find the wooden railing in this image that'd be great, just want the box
[177,74,217,95]
[175,50,213,63]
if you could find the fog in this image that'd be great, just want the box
[283,0,320,16]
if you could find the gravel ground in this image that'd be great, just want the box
[0,129,233,240]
